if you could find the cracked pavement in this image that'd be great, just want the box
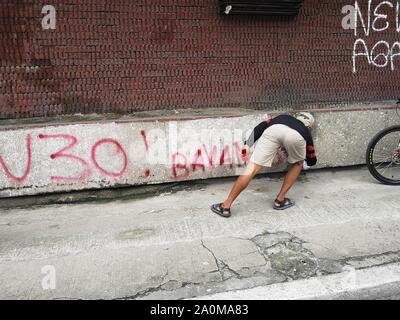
[1,167,400,299]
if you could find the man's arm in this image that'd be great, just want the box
[244,120,271,148]
[305,143,317,166]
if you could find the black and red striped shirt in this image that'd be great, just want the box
[245,114,317,166]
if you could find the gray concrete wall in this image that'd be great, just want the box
[0,102,398,197]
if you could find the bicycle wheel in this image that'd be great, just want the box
[366,125,400,185]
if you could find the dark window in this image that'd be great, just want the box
[219,0,304,16]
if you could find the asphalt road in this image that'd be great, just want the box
[1,167,400,299]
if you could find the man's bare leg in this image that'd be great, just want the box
[222,162,263,209]
[276,160,304,203]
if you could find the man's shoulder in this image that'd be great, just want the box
[272,114,298,124]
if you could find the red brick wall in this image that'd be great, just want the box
[0,0,399,119]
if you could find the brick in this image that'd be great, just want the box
[0,0,399,119]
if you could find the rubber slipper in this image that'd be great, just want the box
[273,198,295,210]
[211,203,231,218]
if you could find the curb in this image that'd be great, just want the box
[191,263,400,300]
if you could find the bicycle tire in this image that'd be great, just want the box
[366,125,400,185]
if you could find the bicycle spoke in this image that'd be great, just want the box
[375,157,392,169]
[368,126,400,184]
[378,161,394,175]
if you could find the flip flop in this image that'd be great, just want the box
[273,198,295,210]
[211,203,231,218]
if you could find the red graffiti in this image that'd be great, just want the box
[191,148,206,172]
[202,144,218,169]
[219,145,233,168]
[141,129,151,177]
[38,134,91,182]
[171,142,246,180]
[2,128,247,187]
[0,134,31,183]
[172,152,190,179]
[140,129,149,153]
[91,138,128,177]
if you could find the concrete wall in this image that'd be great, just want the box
[0,102,398,197]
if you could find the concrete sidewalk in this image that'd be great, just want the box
[1,167,400,299]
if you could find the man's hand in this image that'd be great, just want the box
[241,144,250,160]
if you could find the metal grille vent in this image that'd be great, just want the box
[219,0,304,16]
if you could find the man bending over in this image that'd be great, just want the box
[211,112,317,217]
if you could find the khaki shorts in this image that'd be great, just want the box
[250,124,306,167]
